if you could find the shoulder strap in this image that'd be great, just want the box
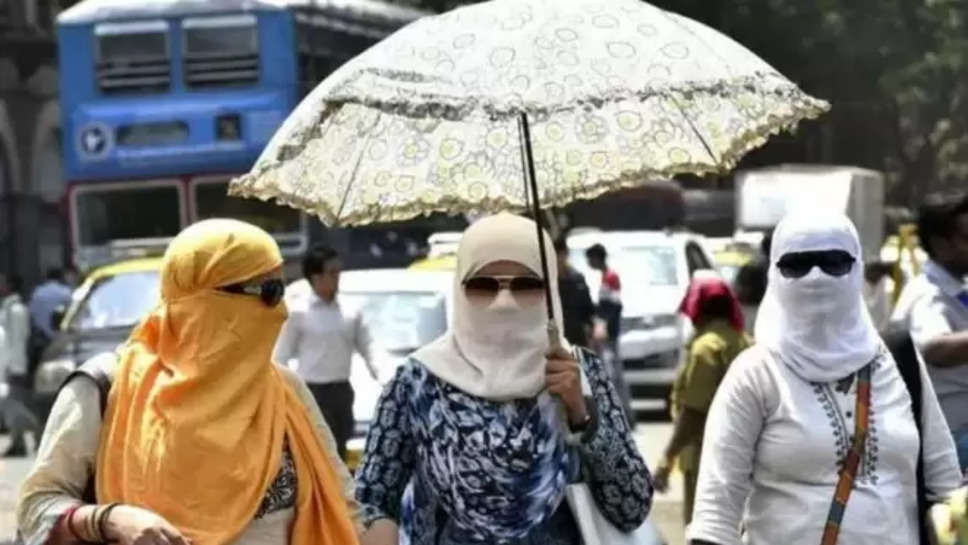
[821,362,873,545]
[59,353,116,416]
[57,352,117,504]
[887,333,929,545]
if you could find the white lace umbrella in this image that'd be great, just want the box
[230,0,828,314]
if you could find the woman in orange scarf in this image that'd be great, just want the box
[17,219,361,545]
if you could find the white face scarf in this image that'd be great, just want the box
[412,213,567,401]
[754,210,881,383]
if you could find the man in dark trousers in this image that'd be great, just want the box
[274,245,379,460]
[585,243,634,423]
[555,239,596,348]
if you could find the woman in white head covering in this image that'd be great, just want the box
[355,213,652,545]
[688,210,962,545]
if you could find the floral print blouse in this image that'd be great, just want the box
[355,349,652,545]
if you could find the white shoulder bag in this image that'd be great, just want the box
[562,364,661,545]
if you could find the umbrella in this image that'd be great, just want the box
[230,0,829,319]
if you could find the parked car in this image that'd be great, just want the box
[566,230,716,414]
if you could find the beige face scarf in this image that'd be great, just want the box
[412,213,567,401]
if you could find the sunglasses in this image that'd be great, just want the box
[463,275,546,297]
[777,250,856,279]
[218,278,286,307]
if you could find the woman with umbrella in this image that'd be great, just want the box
[355,213,652,545]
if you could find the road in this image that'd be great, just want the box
[0,420,684,544]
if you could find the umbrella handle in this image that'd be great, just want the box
[547,320,562,352]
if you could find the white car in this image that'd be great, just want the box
[286,269,454,467]
[566,230,716,412]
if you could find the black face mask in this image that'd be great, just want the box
[776,250,855,279]
[218,278,286,307]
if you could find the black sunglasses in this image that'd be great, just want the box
[218,278,285,307]
[777,250,856,279]
[463,275,546,295]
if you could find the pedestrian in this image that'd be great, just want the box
[734,231,772,334]
[863,260,894,333]
[355,213,652,545]
[554,238,596,347]
[0,272,41,457]
[653,275,750,525]
[688,210,962,545]
[274,244,379,461]
[891,191,968,472]
[17,220,361,545]
[27,268,73,365]
[584,242,634,423]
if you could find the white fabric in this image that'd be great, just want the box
[413,213,567,401]
[273,287,377,384]
[687,345,962,545]
[754,210,880,383]
[897,260,968,433]
[28,280,72,338]
[565,482,661,545]
[0,294,30,376]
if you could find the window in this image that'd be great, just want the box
[569,244,680,287]
[117,121,189,148]
[70,271,160,331]
[193,180,301,235]
[74,183,183,246]
[95,21,171,94]
[183,15,259,89]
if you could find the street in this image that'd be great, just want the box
[0,420,684,544]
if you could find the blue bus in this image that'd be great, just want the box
[56,0,448,272]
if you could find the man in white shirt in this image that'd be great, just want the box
[1,272,40,457]
[274,245,377,460]
[892,191,968,471]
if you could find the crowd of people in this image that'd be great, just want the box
[3,190,967,545]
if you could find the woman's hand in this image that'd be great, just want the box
[546,347,589,427]
[104,505,192,545]
[360,519,399,545]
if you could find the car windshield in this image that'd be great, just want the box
[70,271,160,330]
[570,244,679,287]
[340,291,447,354]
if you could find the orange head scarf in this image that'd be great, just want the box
[95,219,358,545]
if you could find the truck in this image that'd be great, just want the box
[734,164,886,259]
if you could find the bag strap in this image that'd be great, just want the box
[820,362,873,545]
[890,334,930,545]
[57,352,117,504]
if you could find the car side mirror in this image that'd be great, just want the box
[50,306,67,331]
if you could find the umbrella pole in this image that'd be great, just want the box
[517,112,555,323]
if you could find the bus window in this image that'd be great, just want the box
[182,15,259,89]
[74,182,183,246]
[192,179,302,235]
[95,21,170,94]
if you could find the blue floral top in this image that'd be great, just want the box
[356,350,652,545]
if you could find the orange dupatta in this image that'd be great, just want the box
[94,219,358,545]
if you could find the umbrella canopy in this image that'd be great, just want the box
[230,0,829,226]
